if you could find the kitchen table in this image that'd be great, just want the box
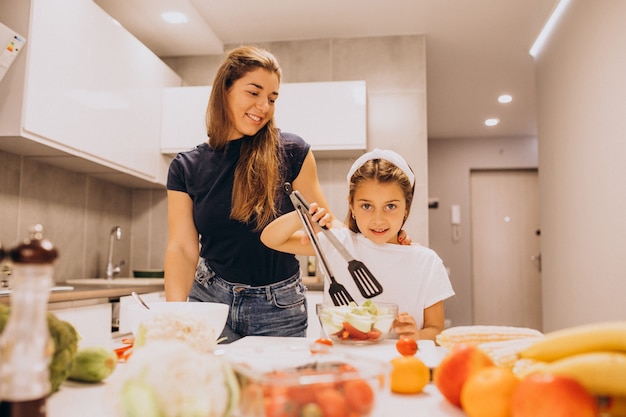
[47,336,466,417]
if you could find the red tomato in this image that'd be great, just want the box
[344,379,375,414]
[315,387,348,417]
[396,336,418,356]
[315,338,334,346]
[366,329,382,341]
[342,322,369,340]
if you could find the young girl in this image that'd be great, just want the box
[261,149,455,341]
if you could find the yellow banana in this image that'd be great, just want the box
[519,321,626,362]
[534,351,626,397]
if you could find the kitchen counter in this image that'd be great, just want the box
[0,282,165,305]
[47,336,466,417]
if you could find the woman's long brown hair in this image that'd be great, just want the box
[206,46,283,231]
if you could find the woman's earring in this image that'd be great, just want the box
[351,212,356,220]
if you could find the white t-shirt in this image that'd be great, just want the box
[318,228,455,330]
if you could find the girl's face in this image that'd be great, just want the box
[226,68,279,140]
[350,180,407,244]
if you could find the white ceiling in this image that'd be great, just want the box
[93,0,557,139]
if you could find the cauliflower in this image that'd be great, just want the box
[0,303,80,393]
[110,340,239,417]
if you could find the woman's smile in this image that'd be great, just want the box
[226,68,279,139]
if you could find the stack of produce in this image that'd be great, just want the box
[432,321,626,417]
[517,320,626,414]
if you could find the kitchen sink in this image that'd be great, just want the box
[64,278,164,286]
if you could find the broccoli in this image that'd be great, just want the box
[0,303,80,393]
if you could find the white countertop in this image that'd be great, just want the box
[47,336,466,417]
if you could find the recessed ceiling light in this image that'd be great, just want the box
[485,118,500,127]
[161,11,188,24]
[498,94,513,104]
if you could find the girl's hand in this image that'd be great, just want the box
[393,312,419,339]
[309,202,332,228]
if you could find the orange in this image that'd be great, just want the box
[460,366,520,417]
[390,355,430,394]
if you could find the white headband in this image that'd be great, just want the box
[346,148,415,186]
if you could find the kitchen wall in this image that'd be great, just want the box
[0,148,167,281]
[427,137,538,327]
[533,0,626,331]
[164,35,430,245]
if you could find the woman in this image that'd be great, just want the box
[164,46,330,342]
[261,149,455,341]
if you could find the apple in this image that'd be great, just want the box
[433,343,495,407]
[511,373,598,417]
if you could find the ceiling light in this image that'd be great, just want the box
[485,118,500,127]
[161,11,188,24]
[529,0,572,57]
[498,94,512,104]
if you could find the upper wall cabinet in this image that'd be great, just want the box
[0,0,181,187]
[160,81,367,157]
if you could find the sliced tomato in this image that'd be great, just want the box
[366,329,382,341]
[342,322,369,340]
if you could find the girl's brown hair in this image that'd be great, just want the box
[345,159,415,233]
[206,46,283,231]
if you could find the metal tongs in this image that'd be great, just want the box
[284,183,355,306]
[284,183,384,302]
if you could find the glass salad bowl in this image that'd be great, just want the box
[316,301,398,344]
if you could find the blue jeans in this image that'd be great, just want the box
[189,259,308,343]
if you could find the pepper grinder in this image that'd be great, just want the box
[0,225,58,417]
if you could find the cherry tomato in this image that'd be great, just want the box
[314,338,334,346]
[396,336,418,356]
[310,337,334,354]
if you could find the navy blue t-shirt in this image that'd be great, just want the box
[167,132,310,286]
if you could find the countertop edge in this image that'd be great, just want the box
[0,283,165,305]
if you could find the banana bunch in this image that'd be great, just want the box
[518,321,626,399]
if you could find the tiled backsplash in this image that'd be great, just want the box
[0,149,164,281]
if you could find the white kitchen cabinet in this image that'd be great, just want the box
[49,299,112,348]
[160,86,212,154]
[160,81,367,157]
[0,0,181,186]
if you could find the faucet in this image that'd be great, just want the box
[105,226,125,279]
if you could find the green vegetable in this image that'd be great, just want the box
[68,346,117,382]
[0,303,80,393]
[120,380,162,417]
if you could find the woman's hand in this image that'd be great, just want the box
[398,230,413,245]
[393,312,419,339]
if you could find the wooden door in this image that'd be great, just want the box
[470,169,542,330]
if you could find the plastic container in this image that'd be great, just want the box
[225,344,390,417]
